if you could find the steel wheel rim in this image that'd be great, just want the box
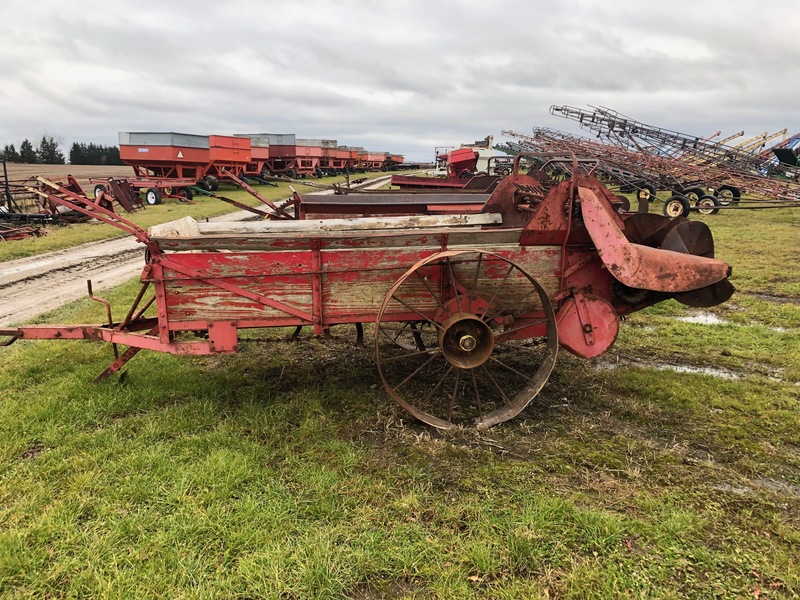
[375,250,558,430]
[665,199,685,218]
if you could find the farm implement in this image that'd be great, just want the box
[524,105,800,216]
[0,154,733,429]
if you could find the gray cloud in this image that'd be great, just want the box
[2,0,799,159]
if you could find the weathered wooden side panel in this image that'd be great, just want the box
[157,244,563,326]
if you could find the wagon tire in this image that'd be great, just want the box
[261,167,271,179]
[203,175,219,191]
[144,187,162,206]
[663,195,690,218]
[196,179,210,191]
[636,184,656,203]
[683,188,704,203]
[375,250,558,430]
[177,186,193,200]
[93,184,106,199]
[287,169,298,180]
[716,185,740,206]
[696,194,720,216]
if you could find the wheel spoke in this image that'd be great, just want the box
[414,269,446,312]
[470,369,483,417]
[390,294,444,331]
[480,364,511,405]
[379,345,441,364]
[446,257,463,316]
[422,364,455,409]
[483,287,542,323]
[480,264,515,321]
[448,369,462,422]
[488,355,535,381]
[394,352,441,391]
[471,253,484,298]
[493,317,549,338]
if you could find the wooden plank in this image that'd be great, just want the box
[195,213,502,234]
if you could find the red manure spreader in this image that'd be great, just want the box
[0,155,733,429]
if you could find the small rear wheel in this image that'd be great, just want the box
[636,184,656,203]
[93,184,106,199]
[287,168,298,180]
[203,175,219,191]
[696,194,720,216]
[144,187,162,206]
[683,188,704,203]
[716,185,740,206]
[176,186,194,200]
[663,195,690,218]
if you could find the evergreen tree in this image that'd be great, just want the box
[69,142,84,165]
[1,144,20,162]
[19,139,37,163]
[36,136,65,164]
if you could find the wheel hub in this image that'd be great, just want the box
[439,314,494,369]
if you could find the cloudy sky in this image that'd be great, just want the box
[2,0,799,161]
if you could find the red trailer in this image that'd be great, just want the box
[0,155,733,430]
[359,151,389,171]
[119,132,251,193]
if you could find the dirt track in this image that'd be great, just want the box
[0,210,253,327]
[0,176,392,327]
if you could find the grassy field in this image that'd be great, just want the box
[0,197,798,598]
[0,173,392,262]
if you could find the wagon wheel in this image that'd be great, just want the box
[636,184,656,203]
[378,321,430,351]
[683,188,704,203]
[663,195,690,218]
[375,250,558,430]
[716,185,740,206]
[696,194,720,216]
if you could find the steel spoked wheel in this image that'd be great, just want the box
[375,250,558,430]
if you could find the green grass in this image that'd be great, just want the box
[0,172,394,262]
[1,201,799,597]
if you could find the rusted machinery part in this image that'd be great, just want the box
[622,213,688,247]
[579,187,730,293]
[661,221,715,258]
[674,279,735,308]
[614,194,631,212]
[375,250,558,430]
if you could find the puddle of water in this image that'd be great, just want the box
[595,358,740,380]
[752,478,800,498]
[712,483,752,496]
[677,312,728,325]
[674,311,791,333]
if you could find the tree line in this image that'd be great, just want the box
[1,136,124,165]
